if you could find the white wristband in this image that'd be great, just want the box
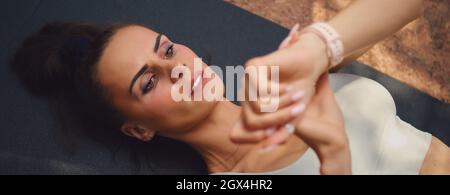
[300,22,344,67]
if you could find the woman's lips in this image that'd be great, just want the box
[191,70,204,96]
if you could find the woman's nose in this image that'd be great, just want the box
[165,62,186,84]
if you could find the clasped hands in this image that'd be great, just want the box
[230,26,352,174]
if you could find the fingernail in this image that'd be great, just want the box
[278,38,290,49]
[279,24,300,50]
[291,103,306,116]
[259,144,278,153]
[285,123,295,134]
[291,91,305,101]
[265,127,276,136]
[285,85,295,92]
[289,23,300,36]
[259,96,269,104]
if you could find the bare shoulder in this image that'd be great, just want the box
[420,136,450,174]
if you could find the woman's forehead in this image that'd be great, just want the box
[101,25,159,69]
[97,26,159,94]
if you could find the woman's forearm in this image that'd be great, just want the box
[331,44,373,72]
[328,0,423,67]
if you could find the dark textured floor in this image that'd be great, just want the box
[227,0,450,104]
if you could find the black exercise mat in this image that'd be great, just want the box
[0,0,288,175]
[0,0,448,174]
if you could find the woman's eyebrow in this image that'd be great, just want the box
[128,64,149,95]
[128,33,163,96]
[153,33,162,53]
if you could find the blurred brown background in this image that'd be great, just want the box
[226,0,449,103]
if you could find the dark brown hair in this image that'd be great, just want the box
[10,22,207,173]
[11,22,126,145]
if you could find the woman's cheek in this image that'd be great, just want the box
[178,44,199,60]
[151,87,173,108]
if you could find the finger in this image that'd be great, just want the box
[243,100,306,130]
[241,68,286,107]
[285,79,316,113]
[245,85,305,114]
[278,35,292,50]
[242,79,316,131]
[278,23,300,50]
[279,30,300,50]
[288,30,300,45]
[243,49,312,86]
[260,129,289,153]
[260,123,296,153]
[266,124,296,146]
[229,119,266,144]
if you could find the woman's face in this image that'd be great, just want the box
[97,25,220,139]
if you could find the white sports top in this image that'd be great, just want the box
[214,73,432,175]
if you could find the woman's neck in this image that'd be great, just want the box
[171,100,310,174]
[176,100,251,172]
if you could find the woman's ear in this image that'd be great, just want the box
[120,123,155,141]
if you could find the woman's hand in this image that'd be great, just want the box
[240,26,330,132]
[230,26,352,174]
[231,72,351,174]
[292,73,351,174]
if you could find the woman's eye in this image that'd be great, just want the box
[164,44,174,59]
[142,75,158,94]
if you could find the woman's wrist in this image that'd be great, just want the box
[319,143,352,174]
[320,157,352,175]
[292,33,330,77]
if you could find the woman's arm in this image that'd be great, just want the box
[233,0,427,174]
[328,0,423,69]
[240,0,425,134]
[240,0,425,132]
[420,137,450,174]
[330,44,373,72]
[332,0,423,69]
[329,1,450,174]
[281,0,424,74]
